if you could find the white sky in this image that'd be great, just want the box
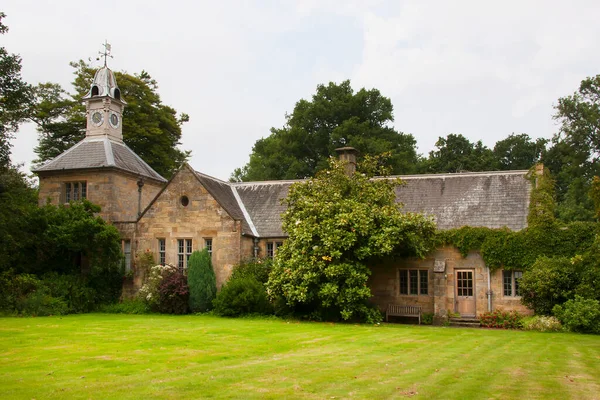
[3,0,600,181]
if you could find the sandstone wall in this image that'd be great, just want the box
[135,166,242,288]
[38,170,162,222]
[369,246,533,318]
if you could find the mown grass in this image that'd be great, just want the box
[0,314,599,399]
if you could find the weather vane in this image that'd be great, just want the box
[96,40,113,67]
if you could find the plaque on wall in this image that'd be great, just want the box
[434,259,446,273]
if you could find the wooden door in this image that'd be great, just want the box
[455,270,476,317]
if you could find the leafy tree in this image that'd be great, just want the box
[231,80,420,181]
[187,249,217,312]
[0,166,38,272]
[32,61,190,178]
[493,133,547,170]
[545,74,600,221]
[266,154,437,322]
[426,134,495,173]
[0,13,33,168]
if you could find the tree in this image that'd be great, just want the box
[32,61,190,178]
[426,134,495,173]
[547,74,600,222]
[0,13,33,168]
[266,155,437,322]
[493,133,547,170]
[187,249,217,312]
[231,80,420,181]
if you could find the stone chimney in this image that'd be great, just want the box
[335,147,359,176]
[535,163,544,188]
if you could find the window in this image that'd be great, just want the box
[177,239,192,272]
[503,270,523,297]
[266,241,284,258]
[158,238,166,266]
[123,240,131,272]
[204,238,212,256]
[64,181,87,202]
[399,269,428,295]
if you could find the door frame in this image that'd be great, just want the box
[454,269,476,317]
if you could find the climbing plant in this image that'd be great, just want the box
[438,166,597,271]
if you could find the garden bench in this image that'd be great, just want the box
[386,304,422,324]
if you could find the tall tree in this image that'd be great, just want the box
[426,133,495,173]
[545,74,600,222]
[266,155,436,323]
[493,133,547,170]
[231,80,420,181]
[32,61,189,178]
[0,13,33,169]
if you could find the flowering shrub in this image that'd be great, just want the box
[480,309,524,329]
[522,316,563,332]
[137,264,178,312]
[158,269,189,314]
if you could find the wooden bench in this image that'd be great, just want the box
[386,304,422,324]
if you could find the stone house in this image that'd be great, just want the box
[35,65,534,319]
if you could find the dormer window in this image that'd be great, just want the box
[91,85,99,96]
[114,88,121,100]
[63,181,87,202]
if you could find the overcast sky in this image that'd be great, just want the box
[3,0,600,181]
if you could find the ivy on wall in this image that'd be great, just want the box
[437,166,598,271]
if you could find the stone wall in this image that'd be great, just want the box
[38,169,162,222]
[369,246,533,319]
[135,165,242,288]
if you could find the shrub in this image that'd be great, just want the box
[41,272,95,313]
[213,276,271,317]
[230,258,273,283]
[421,312,434,325]
[187,250,216,312]
[553,296,600,334]
[138,264,178,311]
[519,256,579,315]
[522,316,563,332]
[158,269,189,315]
[99,299,151,314]
[480,309,524,329]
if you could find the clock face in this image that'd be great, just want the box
[109,112,120,128]
[91,111,104,126]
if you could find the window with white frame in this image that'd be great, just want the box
[204,238,212,256]
[399,269,429,295]
[503,270,523,296]
[177,239,192,272]
[64,181,87,202]
[123,240,131,272]
[158,238,166,265]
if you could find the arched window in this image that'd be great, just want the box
[114,88,121,100]
[91,85,99,96]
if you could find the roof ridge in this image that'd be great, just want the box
[232,179,305,186]
[103,137,115,166]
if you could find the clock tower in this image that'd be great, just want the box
[82,65,126,141]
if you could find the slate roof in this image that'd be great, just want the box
[192,171,255,236]
[34,137,166,183]
[233,180,297,237]
[221,170,531,237]
[392,170,531,231]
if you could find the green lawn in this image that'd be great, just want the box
[0,314,599,399]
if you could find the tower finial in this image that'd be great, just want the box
[96,40,113,67]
